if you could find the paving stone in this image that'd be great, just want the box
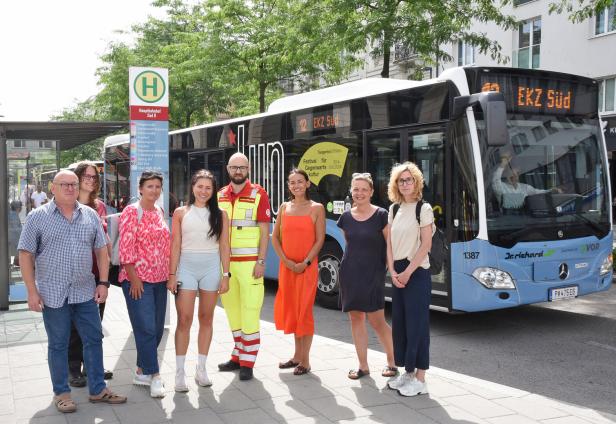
[419,404,490,424]
[334,384,399,408]
[493,396,569,420]
[302,394,373,421]
[446,394,515,419]
[219,407,278,424]
[166,407,224,424]
[255,395,319,422]
[487,415,540,424]
[13,377,53,399]
[0,394,15,416]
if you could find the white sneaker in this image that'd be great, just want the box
[133,371,152,386]
[195,367,212,387]
[398,377,429,397]
[150,376,166,398]
[175,371,189,393]
[387,372,413,390]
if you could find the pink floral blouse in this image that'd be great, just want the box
[118,203,170,284]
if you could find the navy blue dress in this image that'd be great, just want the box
[337,207,388,312]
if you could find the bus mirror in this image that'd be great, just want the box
[452,92,509,146]
[478,92,509,146]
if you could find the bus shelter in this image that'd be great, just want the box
[0,121,127,310]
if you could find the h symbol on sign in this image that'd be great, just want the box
[141,76,158,97]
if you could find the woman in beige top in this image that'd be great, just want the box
[385,162,433,397]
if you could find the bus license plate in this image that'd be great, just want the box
[549,286,578,301]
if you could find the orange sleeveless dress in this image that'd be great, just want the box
[274,214,318,337]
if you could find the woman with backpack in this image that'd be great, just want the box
[385,162,433,397]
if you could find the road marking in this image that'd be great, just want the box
[586,341,616,352]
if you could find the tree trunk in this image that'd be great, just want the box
[259,81,267,113]
[381,49,391,78]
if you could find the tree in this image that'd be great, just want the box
[328,0,518,78]
[548,0,615,22]
[200,0,360,112]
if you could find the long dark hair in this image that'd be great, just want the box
[287,168,311,201]
[74,161,100,209]
[189,169,222,240]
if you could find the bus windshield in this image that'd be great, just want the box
[479,114,610,248]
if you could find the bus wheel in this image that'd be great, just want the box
[317,242,342,309]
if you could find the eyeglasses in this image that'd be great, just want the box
[398,177,415,186]
[228,166,249,172]
[56,182,79,190]
[82,174,97,181]
[352,172,371,178]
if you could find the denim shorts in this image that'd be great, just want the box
[177,251,221,292]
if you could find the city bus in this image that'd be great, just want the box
[104,66,613,312]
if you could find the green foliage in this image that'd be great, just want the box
[327,0,519,78]
[548,0,615,23]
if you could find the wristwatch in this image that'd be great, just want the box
[257,259,265,265]
[222,272,231,277]
[97,280,110,288]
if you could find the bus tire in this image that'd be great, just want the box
[316,241,342,309]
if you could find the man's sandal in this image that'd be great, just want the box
[381,366,398,377]
[54,397,77,413]
[89,389,127,404]
[293,365,311,375]
[348,369,370,380]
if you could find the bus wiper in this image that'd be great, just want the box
[499,223,542,244]
[571,212,605,235]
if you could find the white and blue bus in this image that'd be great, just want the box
[104,66,613,312]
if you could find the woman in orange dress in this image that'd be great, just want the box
[272,168,325,375]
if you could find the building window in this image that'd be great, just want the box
[13,140,25,148]
[600,77,616,113]
[457,41,475,66]
[595,4,616,35]
[516,17,541,69]
[38,140,53,149]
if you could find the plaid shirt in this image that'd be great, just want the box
[18,200,107,308]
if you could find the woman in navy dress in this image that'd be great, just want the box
[337,172,397,380]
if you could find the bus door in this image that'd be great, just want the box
[406,126,449,310]
[188,149,229,187]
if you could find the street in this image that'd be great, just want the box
[261,282,616,417]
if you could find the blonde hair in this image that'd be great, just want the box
[387,162,424,203]
[351,172,373,190]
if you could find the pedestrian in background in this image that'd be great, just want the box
[8,200,22,267]
[119,170,170,398]
[217,153,271,381]
[168,170,230,392]
[272,168,325,376]
[336,172,397,380]
[68,161,113,388]
[18,170,126,413]
[386,162,433,397]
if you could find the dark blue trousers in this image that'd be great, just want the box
[392,260,431,372]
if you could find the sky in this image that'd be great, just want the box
[0,0,165,121]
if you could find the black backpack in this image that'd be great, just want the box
[392,201,447,275]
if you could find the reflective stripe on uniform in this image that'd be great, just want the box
[231,247,259,255]
[231,219,259,227]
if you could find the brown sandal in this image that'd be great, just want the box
[55,396,77,413]
[89,388,127,404]
[293,365,311,375]
[279,359,300,369]
[381,366,398,377]
[348,369,370,380]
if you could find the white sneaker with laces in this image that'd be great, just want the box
[175,371,189,393]
[398,377,429,397]
[150,376,166,398]
[387,372,413,390]
[133,371,152,386]
[195,367,212,387]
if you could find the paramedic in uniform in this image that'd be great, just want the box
[217,152,271,381]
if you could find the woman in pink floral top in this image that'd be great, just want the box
[119,170,170,398]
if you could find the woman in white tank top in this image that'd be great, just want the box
[167,170,230,391]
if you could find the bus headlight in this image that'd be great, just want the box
[599,254,613,275]
[472,267,516,289]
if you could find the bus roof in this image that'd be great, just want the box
[103,133,130,149]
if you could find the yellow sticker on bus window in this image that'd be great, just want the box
[299,142,348,185]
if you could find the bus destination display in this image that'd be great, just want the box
[296,110,342,133]
[479,74,596,116]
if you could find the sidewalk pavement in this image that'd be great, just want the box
[1,287,615,424]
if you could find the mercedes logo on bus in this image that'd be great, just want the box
[559,263,569,280]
